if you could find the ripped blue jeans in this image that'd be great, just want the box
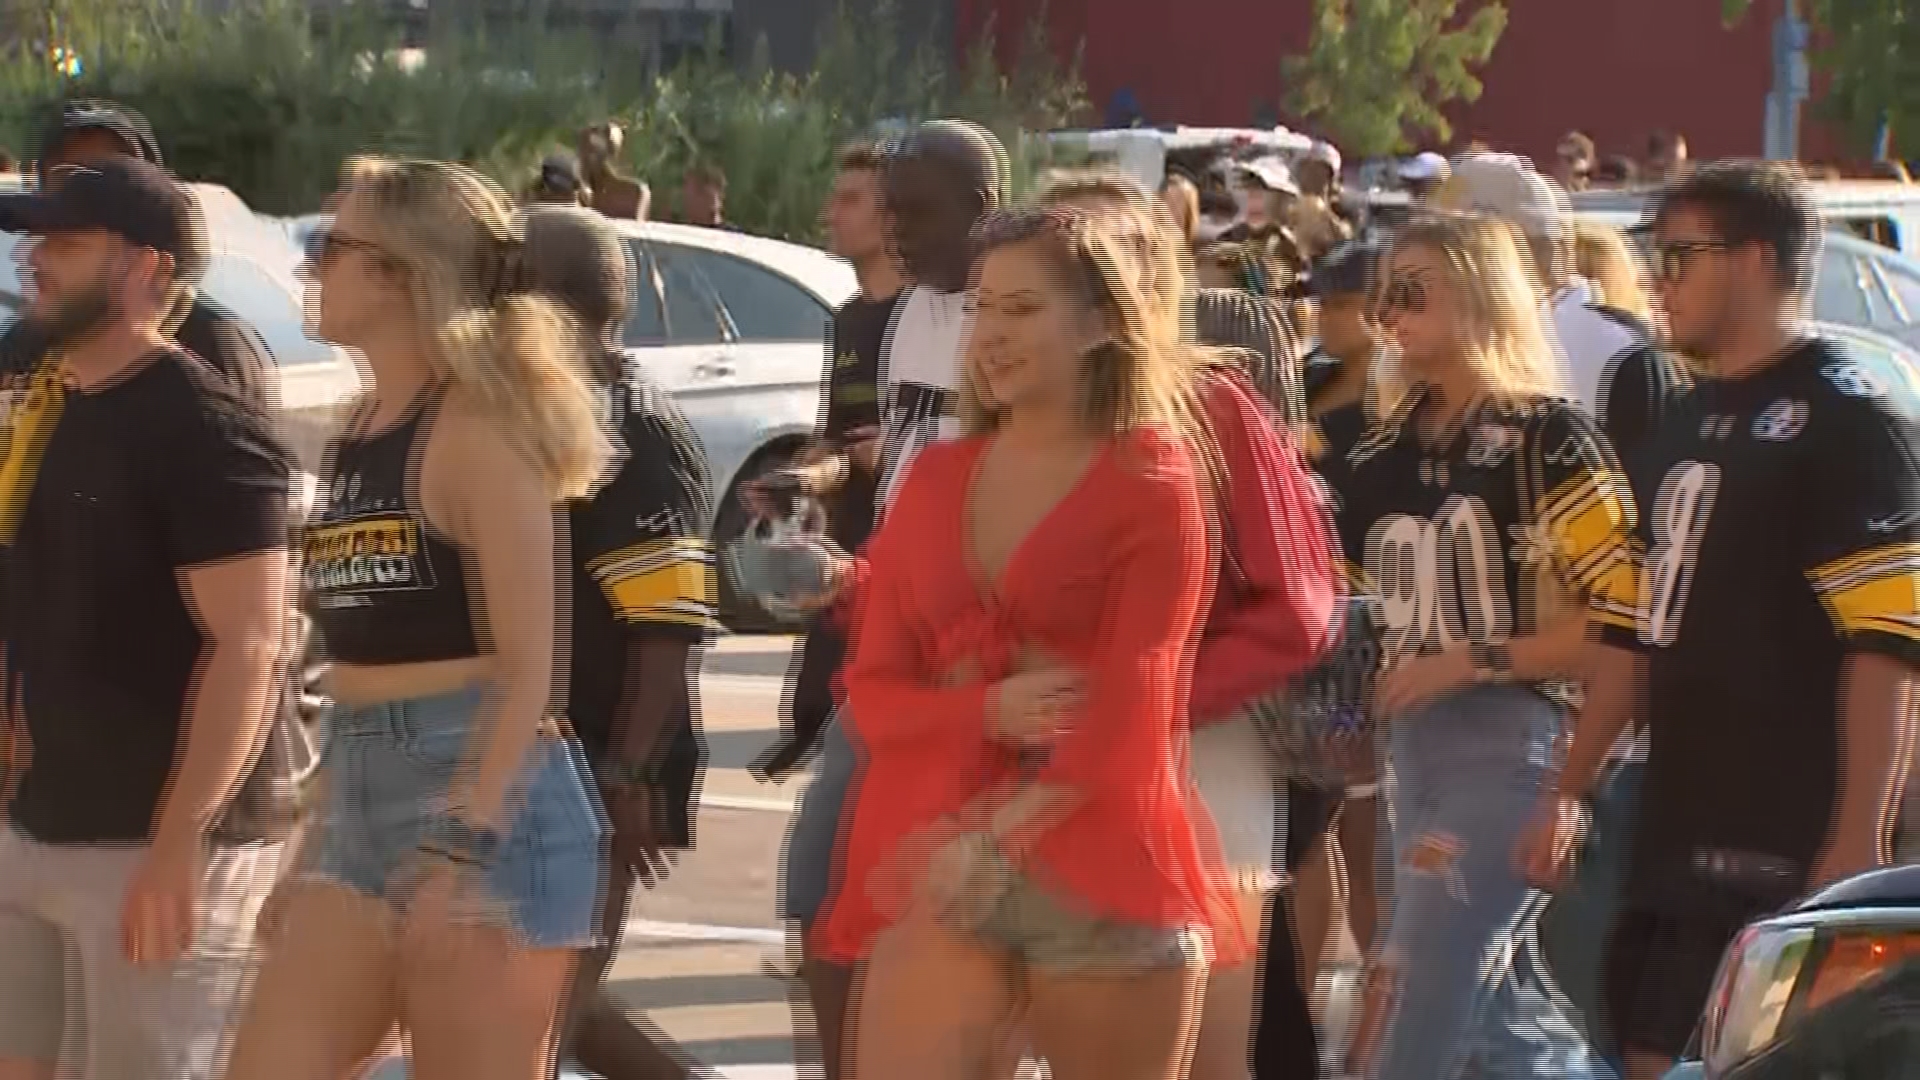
[1374,685,1609,1080]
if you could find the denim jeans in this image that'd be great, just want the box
[783,710,860,924]
[1539,757,1644,1065]
[1374,685,1608,1080]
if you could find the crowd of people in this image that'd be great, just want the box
[0,94,1911,1080]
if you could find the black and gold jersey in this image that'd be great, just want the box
[1602,338,1920,897]
[568,356,717,774]
[1333,386,1639,703]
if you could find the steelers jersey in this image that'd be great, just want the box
[1601,338,1920,901]
[568,356,717,801]
[1333,386,1639,704]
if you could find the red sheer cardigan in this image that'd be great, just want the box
[815,426,1246,966]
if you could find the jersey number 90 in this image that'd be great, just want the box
[1364,495,1512,662]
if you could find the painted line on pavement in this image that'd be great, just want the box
[625,916,786,947]
[700,792,798,813]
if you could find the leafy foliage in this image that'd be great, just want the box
[0,0,1090,239]
[1724,0,1920,156]
[1282,0,1508,157]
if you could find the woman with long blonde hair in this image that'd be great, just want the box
[1035,170,1341,1080]
[1333,213,1625,1080]
[1574,219,1655,325]
[224,158,611,1080]
[817,205,1246,1080]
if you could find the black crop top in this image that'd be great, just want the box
[304,389,480,665]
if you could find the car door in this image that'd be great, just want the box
[1864,250,1920,352]
[621,237,736,395]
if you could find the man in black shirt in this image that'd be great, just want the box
[0,158,291,1079]
[754,140,905,780]
[0,99,277,416]
[1523,162,1920,1080]
[524,206,718,1080]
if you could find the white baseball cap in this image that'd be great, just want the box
[1307,140,1343,174]
[1433,152,1570,240]
[1238,156,1300,196]
[1399,151,1451,183]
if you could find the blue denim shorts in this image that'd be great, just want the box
[297,686,608,950]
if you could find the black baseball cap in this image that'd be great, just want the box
[0,157,209,285]
[37,99,163,168]
[1307,240,1376,299]
[539,153,584,197]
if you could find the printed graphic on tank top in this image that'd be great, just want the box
[876,286,972,511]
[306,468,440,603]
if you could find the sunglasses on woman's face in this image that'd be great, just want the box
[304,227,387,268]
[1382,272,1432,315]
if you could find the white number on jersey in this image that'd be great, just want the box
[1364,494,1512,662]
[1638,460,1722,647]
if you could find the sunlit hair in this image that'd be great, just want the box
[1574,220,1654,324]
[959,206,1199,442]
[1375,212,1565,414]
[340,156,610,499]
[1159,173,1201,251]
[1033,168,1196,333]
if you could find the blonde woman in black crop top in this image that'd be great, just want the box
[224,159,611,1080]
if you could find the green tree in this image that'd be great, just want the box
[1282,0,1508,157]
[1723,0,1919,155]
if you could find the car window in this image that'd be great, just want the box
[1816,246,1877,329]
[622,240,667,346]
[199,254,329,366]
[647,242,730,346]
[684,246,831,342]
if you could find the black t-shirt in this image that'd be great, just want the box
[1587,305,1693,465]
[0,296,278,417]
[1332,387,1639,704]
[1603,339,1920,905]
[567,357,716,845]
[817,293,899,551]
[2,349,291,844]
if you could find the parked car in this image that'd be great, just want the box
[270,213,859,628]
[1659,864,1920,1080]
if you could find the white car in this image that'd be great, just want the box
[271,212,859,627]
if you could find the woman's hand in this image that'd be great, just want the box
[1375,648,1474,718]
[1513,791,1589,890]
[990,668,1085,744]
[922,832,1016,930]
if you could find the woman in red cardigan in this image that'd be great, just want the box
[819,206,1244,1080]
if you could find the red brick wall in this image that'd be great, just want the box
[955,0,1843,166]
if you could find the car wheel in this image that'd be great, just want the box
[713,440,810,634]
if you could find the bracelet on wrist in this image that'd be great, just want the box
[601,759,653,790]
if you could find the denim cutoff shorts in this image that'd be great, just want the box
[298,686,608,950]
[964,871,1210,975]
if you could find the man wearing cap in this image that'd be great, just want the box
[522,206,716,1080]
[0,100,276,418]
[1400,151,1452,203]
[1435,151,1690,461]
[524,152,589,207]
[0,157,292,1080]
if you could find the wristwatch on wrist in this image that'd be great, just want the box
[1469,642,1515,685]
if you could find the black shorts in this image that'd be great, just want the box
[1283,782,1341,873]
[1603,901,1764,1059]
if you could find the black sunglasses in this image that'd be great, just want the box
[304,226,388,268]
[1654,239,1730,284]
[1381,273,1431,315]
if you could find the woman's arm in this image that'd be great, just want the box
[431,399,563,832]
[841,459,992,757]
[1190,369,1341,722]
[1036,438,1213,793]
